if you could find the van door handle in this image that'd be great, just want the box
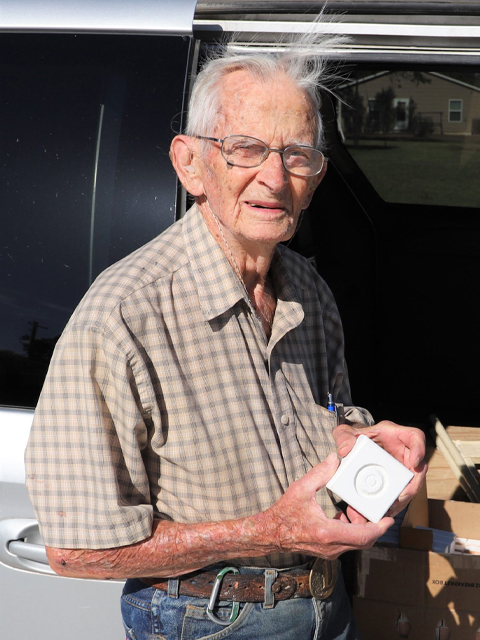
[0,518,55,575]
[8,539,50,564]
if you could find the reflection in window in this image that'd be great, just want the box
[394,99,409,131]
[0,34,190,407]
[337,70,480,207]
[449,99,463,123]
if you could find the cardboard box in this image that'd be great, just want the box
[353,596,480,640]
[353,498,480,639]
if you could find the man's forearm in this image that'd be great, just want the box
[46,511,277,580]
[46,453,398,580]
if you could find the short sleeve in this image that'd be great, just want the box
[25,322,154,549]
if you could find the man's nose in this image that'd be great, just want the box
[256,150,289,190]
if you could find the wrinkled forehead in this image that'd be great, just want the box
[213,70,318,143]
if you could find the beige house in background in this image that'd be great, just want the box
[339,71,480,137]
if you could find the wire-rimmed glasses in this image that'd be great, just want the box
[195,134,326,177]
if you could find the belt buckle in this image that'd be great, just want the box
[309,558,338,600]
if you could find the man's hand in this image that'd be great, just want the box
[263,453,394,560]
[333,421,427,517]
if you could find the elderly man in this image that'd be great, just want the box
[26,38,426,640]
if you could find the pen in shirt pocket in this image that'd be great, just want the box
[327,392,345,425]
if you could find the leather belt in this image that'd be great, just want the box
[141,558,338,603]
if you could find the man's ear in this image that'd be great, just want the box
[301,162,328,210]
[169,135,204,197]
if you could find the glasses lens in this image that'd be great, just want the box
[283,146,324,176]
[221,136,268,167]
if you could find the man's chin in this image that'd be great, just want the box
[247,218,296,243]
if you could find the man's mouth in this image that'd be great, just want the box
[248,201,284,210]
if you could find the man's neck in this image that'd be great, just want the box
[198,201,275,284]
[198,201,277,336]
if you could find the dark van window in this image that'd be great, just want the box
[0,34,191,407]
[337,69,480,207]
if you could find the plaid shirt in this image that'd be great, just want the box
[26,205,372,568]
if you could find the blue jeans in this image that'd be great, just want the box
[121,566,360,640]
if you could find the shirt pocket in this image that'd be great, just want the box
[295,402,340,518]
[294,401,338,471]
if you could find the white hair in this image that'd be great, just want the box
[185,16,347,150]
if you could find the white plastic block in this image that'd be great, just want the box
[326,434,414,523]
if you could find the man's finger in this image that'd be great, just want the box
[345,505,369,525]
[333,424,362,457]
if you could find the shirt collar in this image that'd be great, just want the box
[184,205,245,322]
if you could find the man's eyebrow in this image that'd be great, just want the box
[284,140,318,149]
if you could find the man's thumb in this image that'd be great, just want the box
[303,452,340,491]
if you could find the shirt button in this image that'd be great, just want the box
[280,414,290,426]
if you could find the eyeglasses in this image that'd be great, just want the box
[195,134,326,177]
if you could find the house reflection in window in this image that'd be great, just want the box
[449,99,463,123]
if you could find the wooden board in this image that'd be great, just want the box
[426,426,480,501]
